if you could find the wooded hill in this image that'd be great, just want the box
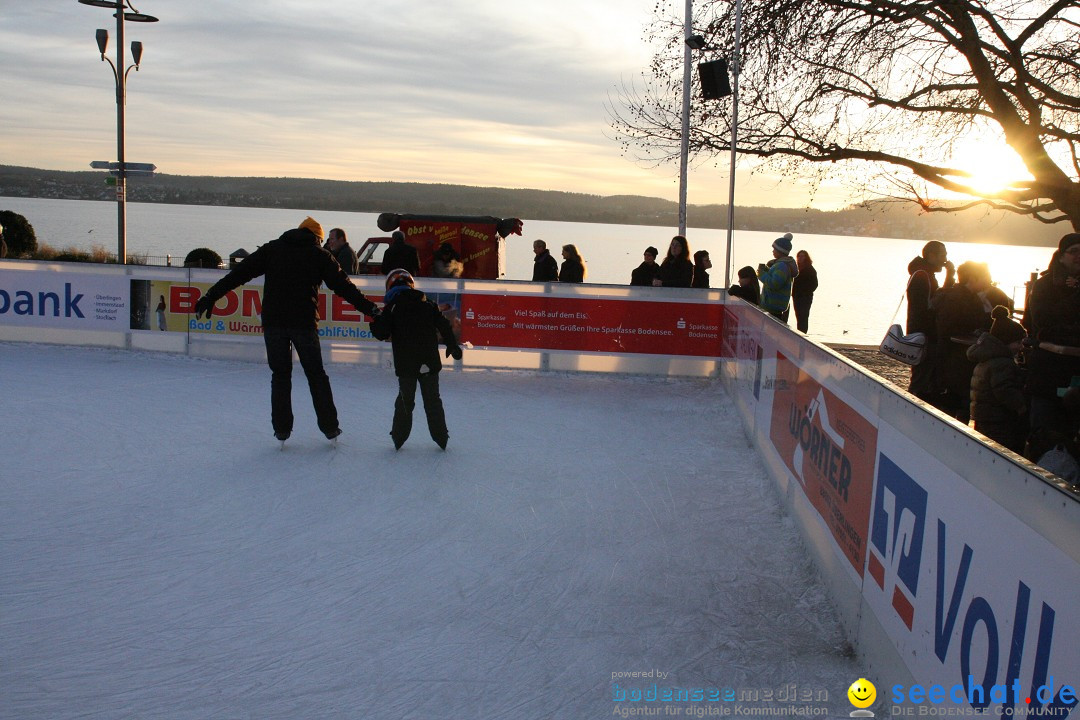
[0,164,1064,246]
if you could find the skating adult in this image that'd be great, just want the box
[559,244,586,283]
[660,235,694,287]
[1022,232,1080,454]
[792,250,818,333]
[727,266,760,305]
[905,240,955,405]
[381,230,420,276]
[531,240,559,282]
[326,227,358,274]
[757,232,799,321]
[432,242,463,278]
[932,261,992,423]
[630,246,662,287]
[692,250,712,289]
[193,216,379,443]
[371,269,462,450]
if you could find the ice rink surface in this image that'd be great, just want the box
[0,343,859,719]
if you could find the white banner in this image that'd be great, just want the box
[0,268,128,331]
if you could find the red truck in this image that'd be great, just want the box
[355,213,524,279]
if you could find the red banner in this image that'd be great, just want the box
[768,352,877,573]
[399,219,500,279]
[459,293,725,357]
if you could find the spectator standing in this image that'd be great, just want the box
[532,240,559,282]
[630,246,662,287]
[155,295,167,331]
[967,306,1028,453]
[1022,232,1080,453]
[792,250,818,333]
[0,223,6,259]
[660,235,694,287]
[692,250,712,289]
[932,261,992,423]
[370,269,462,450]
[727,266,760,305]
[326,228,358,274]
[757,233,799,321]
[432,242,464,278]
[381,230,420,276]
[192,216,379,443]
[905,240,955,404]
[559,244,586,283]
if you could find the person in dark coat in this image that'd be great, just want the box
[692,250,712,289]
[1022,232,1080,453]
[531,240,559,282]
[906,240,955,405]
[630,246,662,286]
[193,216,379,442]
[792,250,818,333]
[660,235,694,287]
[370,269,462,450]
[0,222,7,259]
[931,261,992,423]
[967,306,1027,453]
[381,230,420,276]
[727,266,760,305]
[326,227,358,274]
[559,244,586,283]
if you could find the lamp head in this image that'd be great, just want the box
[95,28,109,57]
[130,40,143,66]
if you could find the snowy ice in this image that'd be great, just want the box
[0,342,860,718]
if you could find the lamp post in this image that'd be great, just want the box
[678,0,693,236]
[724,0,743,291]
[78,0,158,265]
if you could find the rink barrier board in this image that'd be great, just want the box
[3,260,1078,713]
[720,299,1080,715]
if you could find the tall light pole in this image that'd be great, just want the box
[78,0,158,265]
[724,0,744,291]
[678,0,693,236]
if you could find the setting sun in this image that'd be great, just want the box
[948,138,1032,196]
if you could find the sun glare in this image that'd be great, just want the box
[948,139,1031,196]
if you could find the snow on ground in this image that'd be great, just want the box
[0,342,859,719]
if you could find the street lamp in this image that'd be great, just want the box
[678,0,693,236]
[78,0,158,265]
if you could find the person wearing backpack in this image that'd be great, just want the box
[370,269,463,450]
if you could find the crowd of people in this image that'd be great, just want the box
[903,235,1080,477]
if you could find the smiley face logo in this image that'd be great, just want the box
[847,678,877,709]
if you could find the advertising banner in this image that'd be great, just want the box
[866,425,1080,717]
[459,293,725,357]
[768,351,878,575]
[0,268,128,331]
[399,218,501,279]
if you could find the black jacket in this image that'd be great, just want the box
[792,264,817,297]
[381,239,420,276]
[532,250,559,282]
[630,261,661,286]
[559,258,585,283]
[692,266,710,289]
[660,257,694,287]
[728,282,760,306]
[1023,262,1080,398]
[203,228,376,329]
[370,287,459,377]
[331,243,359,275]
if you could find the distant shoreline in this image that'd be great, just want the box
[0,164,1063,246]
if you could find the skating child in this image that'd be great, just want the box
[965,305,1027,453]
[371,269,463,449]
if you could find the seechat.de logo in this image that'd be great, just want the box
[848,678,877,717]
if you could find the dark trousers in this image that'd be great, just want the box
[264,326,339,437]
[392,372,448,447]
[793,294,813,333]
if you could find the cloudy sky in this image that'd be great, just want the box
[0,1,845,208]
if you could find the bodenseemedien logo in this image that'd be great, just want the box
[848,678,877,717]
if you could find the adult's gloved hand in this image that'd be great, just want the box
[445,344,463,360]
[193,295,215,320]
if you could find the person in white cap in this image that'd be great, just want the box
[757,232,799,321]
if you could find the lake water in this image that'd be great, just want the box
[1,195,1059,346]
